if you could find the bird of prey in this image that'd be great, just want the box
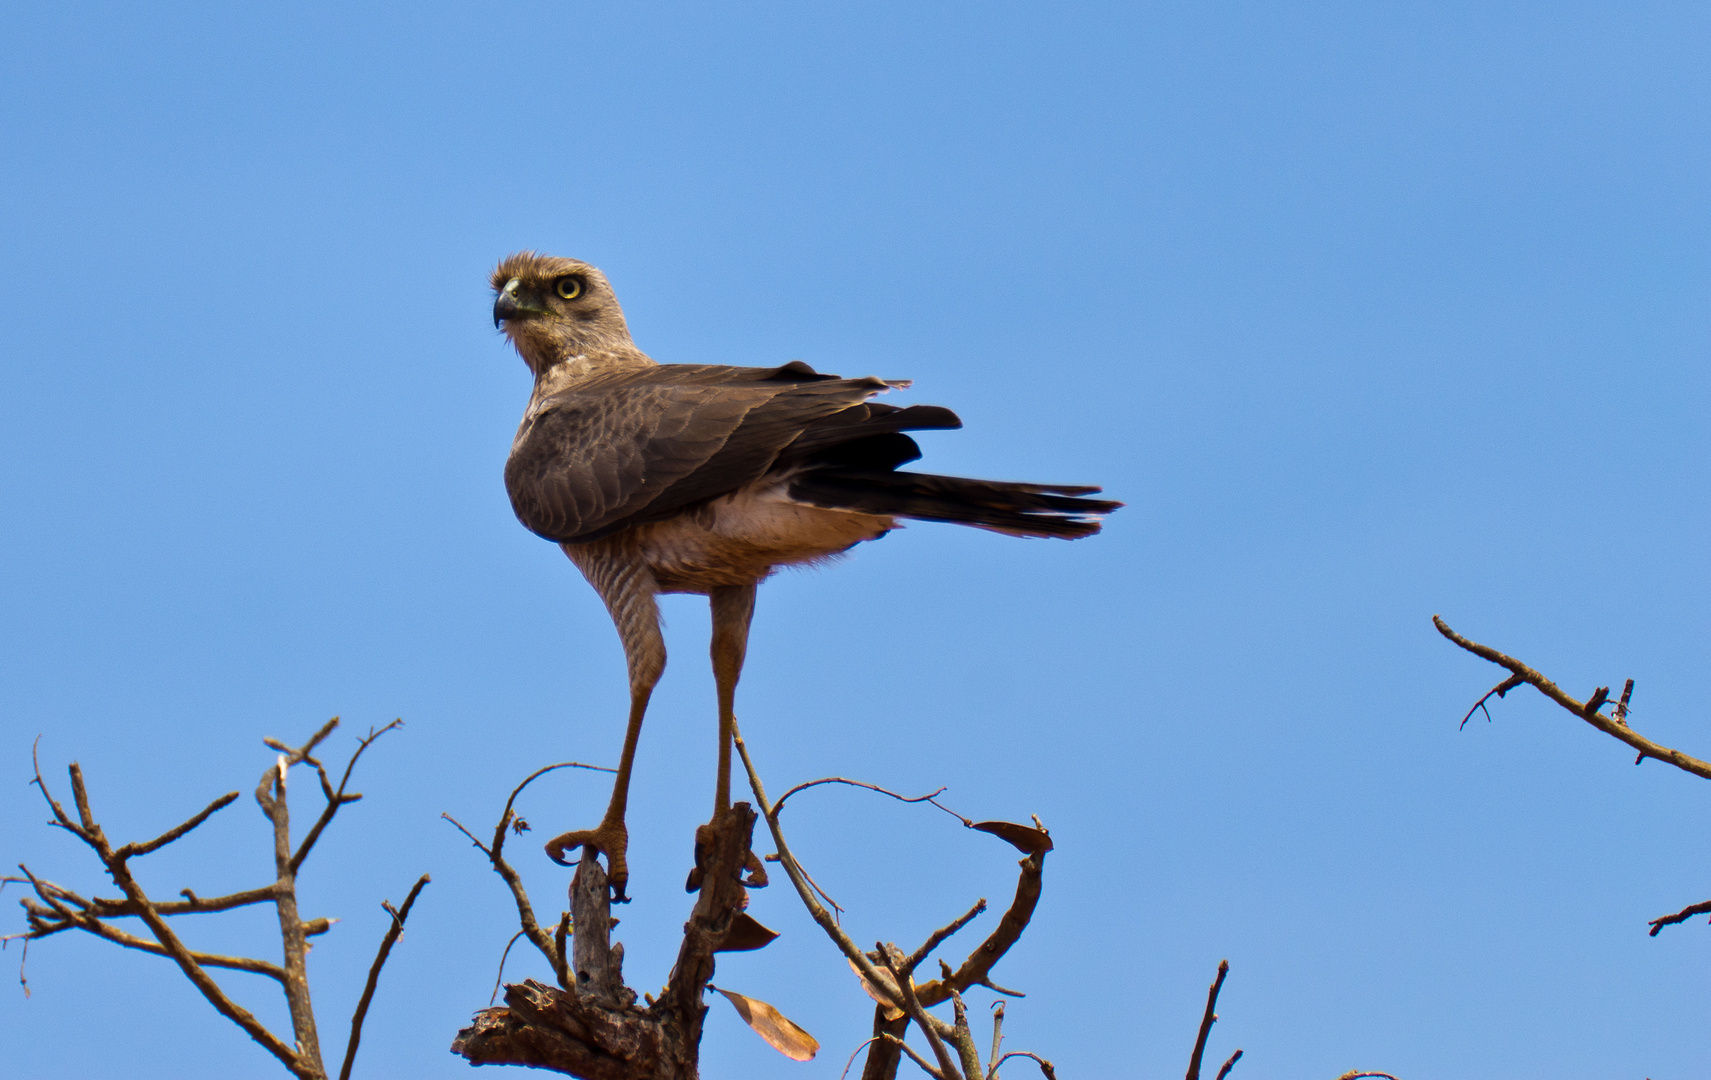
[492,252,1119,900]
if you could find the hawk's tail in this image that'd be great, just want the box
[788,468,1122,539]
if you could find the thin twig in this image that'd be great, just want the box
[492,761,615,862]
[1215,1048,1243,1080]
[988,1002,1005,1080]
[1333,1073,1400,1080]
[1434,616,1711,779]
[730,724,952,1040]
[489,930,528,1005]
[841,1037,885,1080]
[443,761,609,978]
[772,777,972,827]
[86,884,280,919]
[1648,899,1711,937]
[338,873,430,1080]
[18,884,286,982]
[1186,959,1230,1080]
[116,791,242,858]
[1459,675,1525,729]
[291,720,403,875]
[884,1033,948,1080]
[990,1051,1057,1079]
[907,899,987,974]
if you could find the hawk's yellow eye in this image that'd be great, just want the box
[555,277,584,300]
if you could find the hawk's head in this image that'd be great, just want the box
[491,252,638,374]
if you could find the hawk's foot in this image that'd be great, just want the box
[545,818,631,903]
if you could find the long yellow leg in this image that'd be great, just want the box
[709,583,757,814]
[547,548,666,903]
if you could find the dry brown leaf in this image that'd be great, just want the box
[715,911,779,953]
[973,820,1054,854]
[714,986,819,1061]
[847,957,906,1021]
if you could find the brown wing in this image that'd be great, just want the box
[505,362,941,543]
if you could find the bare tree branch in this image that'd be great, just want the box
[1186,959,1230,1080]
[441,760,609,985]
[883,1033,947,1080]
[15,722,425,1080]
[1648,899,1711,937]
[906,899,987,974]
[1215,1048,1243,1080]
[338,873,430,1080]
[772,778,971,827]
[291,720,403,876]
[1434,616,1711,778]
[731,725,939,1036]
[882,1033,951,1074]
[884,943,963,1079]
[989,1051,1057,1080]
[116,791,242,859]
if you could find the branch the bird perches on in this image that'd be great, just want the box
[447,721,1060,1080]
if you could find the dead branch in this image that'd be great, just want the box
[442,760,610,987]
[451,801,765,1078]
[1436,617,1711,935]
[1185,960,1230,1080]
[731,723,1062,1080]
[11,720,424,1080]
[1434,616,1711,778]
[989,1051,1058,1079]
[1648,899,1711,937]
[772,778,971,827]
[339,874,431,1080]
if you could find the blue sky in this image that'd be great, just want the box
[2,3,1707,1077]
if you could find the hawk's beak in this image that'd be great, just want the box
[493,283,523,328]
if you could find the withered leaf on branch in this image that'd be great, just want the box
[715,911,779,953]
[848,957,906,1021]
[973,820,1054,854]
[713,986,820,1061]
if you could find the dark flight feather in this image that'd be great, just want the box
[504,360,1118,544]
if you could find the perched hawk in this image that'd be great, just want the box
[492,253,1118,900]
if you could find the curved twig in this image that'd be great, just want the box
[444,761,612,978]
[990,1051,1057,1079]
[489,930,528,1005]
[840,1036,885,1080]
[772,777,971,827]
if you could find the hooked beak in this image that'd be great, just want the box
[493,277,534,328]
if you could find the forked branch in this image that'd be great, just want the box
[10,720,425,1080]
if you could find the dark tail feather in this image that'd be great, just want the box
[789,468,1122,539]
